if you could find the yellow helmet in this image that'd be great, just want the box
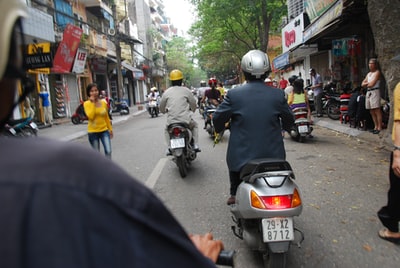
[169,69,183,81]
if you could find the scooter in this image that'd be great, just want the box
[110,99,130,115]
[147,98,159,118]
[230,158,304,268]
[167,123,198,178]
[290,107,313,142]
[2,117,38,137]
[71,103,87,124]
[307,87,341,120]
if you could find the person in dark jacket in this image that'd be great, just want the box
[0,1,223,266]
[213,50,295,205]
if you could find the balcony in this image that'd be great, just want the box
[80,0,113,20]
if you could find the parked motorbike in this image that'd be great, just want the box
[2,117,38,137]
[230,159,304,268]
[71,102,87,124]
[110,99,130,115]
[147,98,159,118]
[307,86,341,120]
[289,107,313,142]
[167,123,198,178]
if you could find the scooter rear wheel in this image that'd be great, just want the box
[176,155,188,178]
[263,252,286,268]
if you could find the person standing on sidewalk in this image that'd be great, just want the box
[0,1,223,265]
[377,80,400,243]
[361,58,382,134]
[84,83,113,159]
[309,68,323,117]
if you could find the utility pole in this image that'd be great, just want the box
[112,4,124,100]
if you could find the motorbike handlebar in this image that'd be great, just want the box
[216,250,235,267]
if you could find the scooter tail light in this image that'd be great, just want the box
[250,190,266,209]
[172,127,182,136]
[291,188,302,208]
[261,195,292,209]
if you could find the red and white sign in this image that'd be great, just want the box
[51,24,83,73]
[281,13,304,53]
[72,48,88,73]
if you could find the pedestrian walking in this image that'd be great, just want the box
[84,83,113,159]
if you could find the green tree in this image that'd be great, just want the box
[165,36,194,86]
[189,0,286,81]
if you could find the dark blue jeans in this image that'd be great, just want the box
[378,152,400,232]
[88,131,112,159]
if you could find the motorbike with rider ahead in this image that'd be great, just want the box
[201,78,226,143]
[146,87,160,118]
[213,49,302,268]
[159,69,201,178]
[288,77,314,142]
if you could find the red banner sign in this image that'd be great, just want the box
[51,24,83,73]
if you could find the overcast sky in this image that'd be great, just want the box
[162,0,196,36]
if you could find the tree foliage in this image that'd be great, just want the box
[165,36,207,87]
[189,0,286,81]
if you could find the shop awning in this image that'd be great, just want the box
[303,0,343,44]
[121,60,144,80]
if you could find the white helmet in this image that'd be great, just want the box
[241,50,271,78]
[0,0,28,79]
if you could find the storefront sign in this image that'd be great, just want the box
[303,0,343,43]
[25,42,52,69]
[72,48,88,73]
[282,13,304,53]
[272,52,290,71]
[304,0,337,23]
[91,57,107,73]
[51,24,83,73]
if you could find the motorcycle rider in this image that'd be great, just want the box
[146,87,160,115]
[201,78,222,107]
[0,1,222,265]
[159,69,200,153]
[213,49,295,205]
[201,78,222,129]
[288,78,311,116]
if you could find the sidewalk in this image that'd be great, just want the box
[38,107,391,150]
[39,106,147,141]
[312,116,391,150]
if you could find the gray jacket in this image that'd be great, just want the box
[159,86,197,125]
[213,81,294,172]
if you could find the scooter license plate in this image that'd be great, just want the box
[170,138,185,149]
[262,217,294,242]
[298,125,308,133]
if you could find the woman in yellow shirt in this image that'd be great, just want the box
[84,83,113,159]
[287,78,311,120]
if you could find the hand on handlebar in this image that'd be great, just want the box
[189,233,224,263]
